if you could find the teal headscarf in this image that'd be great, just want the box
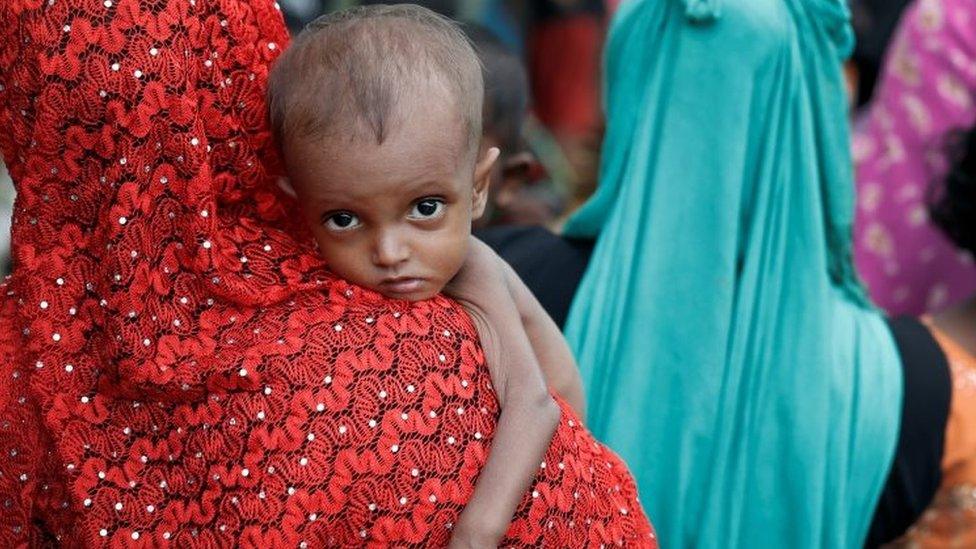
[563,0,903,547]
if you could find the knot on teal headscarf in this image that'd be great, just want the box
[682,0,721,21]
[809,0,855,57]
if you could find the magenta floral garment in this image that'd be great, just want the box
[853,0,976,315]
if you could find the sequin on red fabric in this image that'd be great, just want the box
[0,0,655,546]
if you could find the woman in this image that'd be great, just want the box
[852,0,976,316]
[894,124,976,547]
[488,0,955,546]
[0,0,654,546]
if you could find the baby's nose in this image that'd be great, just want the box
[372,230,410,267]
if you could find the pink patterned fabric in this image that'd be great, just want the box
[853,0,976,315]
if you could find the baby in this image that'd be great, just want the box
[267,5,583,547]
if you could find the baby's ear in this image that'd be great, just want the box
[276,176,298,199]
[471,147,500,220]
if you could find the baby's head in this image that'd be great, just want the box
[269,5,498,301]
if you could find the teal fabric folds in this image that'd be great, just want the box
[563,0,902,546]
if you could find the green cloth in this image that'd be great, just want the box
[563,0,902,546]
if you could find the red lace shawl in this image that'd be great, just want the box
[0,0,654,546]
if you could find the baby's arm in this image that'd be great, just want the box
[501,260,586,419]
[445,239,560,548]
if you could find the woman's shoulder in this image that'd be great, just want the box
[476,225,594,329]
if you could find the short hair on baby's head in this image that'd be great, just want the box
[268,4,483,155]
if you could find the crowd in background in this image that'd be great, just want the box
[259,0,974,318]
[0,0,940,275]
[5,0,959,315]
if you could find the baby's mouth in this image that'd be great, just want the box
[378,277,426,296]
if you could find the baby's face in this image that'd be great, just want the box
[284,104,496,301]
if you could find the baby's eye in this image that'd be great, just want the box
[408,199,444,220]
[324,212,360,231]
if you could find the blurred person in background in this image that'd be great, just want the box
[292,1,520,44]
[853,0,976,316]
[894,122,976,548]
[849,0,913,108]
[519,0,606,214]
[563,1,904,544]
[465,23,567,228]
[279,0,325,30]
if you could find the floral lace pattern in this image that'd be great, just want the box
[0,0,655,546]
